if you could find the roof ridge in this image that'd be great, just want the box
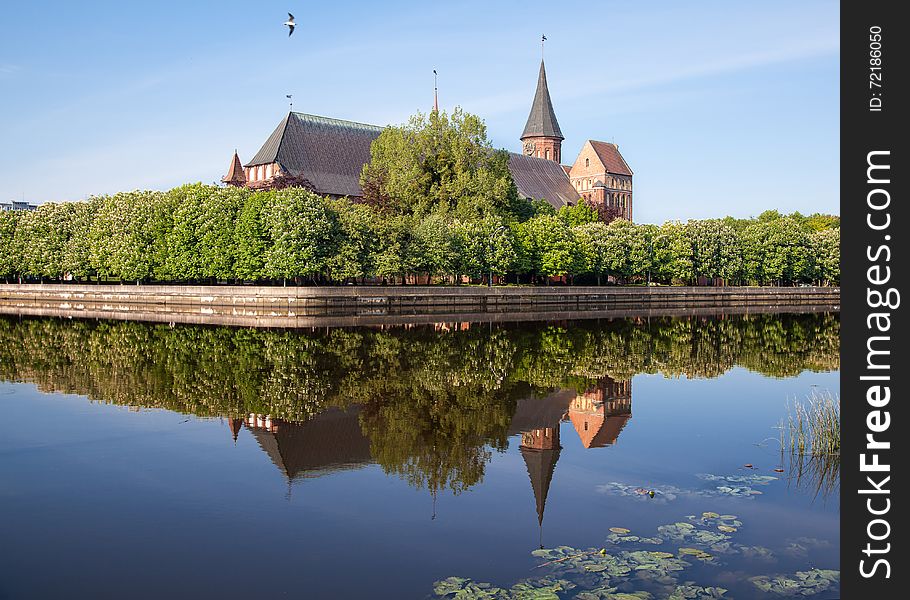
[291,112,384,131]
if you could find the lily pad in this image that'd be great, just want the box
[610,528,632,535]
[432,576,509,599]
[749,568,839,596]
[669,583,728,599]
[717,526,737,533]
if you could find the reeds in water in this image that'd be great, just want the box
[780,391,840,500]
[782,391,840,456]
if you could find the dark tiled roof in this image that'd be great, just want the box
[508,153,580,209]
[248,407,372,479]
[521,445,561,526]
[507,390,573,436]
[521,60,564,141]
[589,140,633,176]
[245,112,384,197]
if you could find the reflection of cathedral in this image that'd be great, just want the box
[229,376,631,533]
[238,407,372,480]
[509,377,633,531]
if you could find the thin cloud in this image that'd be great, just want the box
[473,36,838,118]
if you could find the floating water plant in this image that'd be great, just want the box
[432,514,838,599]
[749,568,840,596]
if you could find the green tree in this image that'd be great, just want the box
[234,191,273,282]
[452,215,516,282]
[574,222,610,285]
[360,108,519,219]
[62,199,100,280]
[326,199,380,282]
[657,221,695,284]
[686,219,743,281]
[810,227,840,285]
[0,211,20,281]
[408,210,456,282]
[601,219,650,283]
[13,202,74,279]
[264,188,338,283]
[517,215,582,280]
[558,201,599,228]
[741,217,812,285]
[372,215,411,283]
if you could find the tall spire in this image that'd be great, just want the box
[221,150,247,187]
[521,59,564,141]
[521,441,561,527]
[433,69,439,113]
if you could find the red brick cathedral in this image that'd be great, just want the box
[224,57,633,221]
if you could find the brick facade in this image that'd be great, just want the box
[567,141,633,221]
[521,136,562,163]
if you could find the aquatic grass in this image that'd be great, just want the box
[780,391,840,500]
[782,391,840,456]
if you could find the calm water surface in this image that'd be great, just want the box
[0,313,839,599]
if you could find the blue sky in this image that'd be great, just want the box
[0,1,839,223]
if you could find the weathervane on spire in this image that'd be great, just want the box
[286,94,293,111]
[541,34,547,59]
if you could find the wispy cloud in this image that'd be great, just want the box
[0,64,21,77]
[471,35,838,118]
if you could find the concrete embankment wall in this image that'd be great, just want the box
[0,284,840,328]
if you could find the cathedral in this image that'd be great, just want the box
[224,58,633,221]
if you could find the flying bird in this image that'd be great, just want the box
[284,13,295,37]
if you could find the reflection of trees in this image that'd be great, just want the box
[0,313,839,494]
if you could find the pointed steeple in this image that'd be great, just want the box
[521,60,564,141]
[222,150,247,186]
[433,69,439,113]
[521,442,561,526]
[228,418,243,443]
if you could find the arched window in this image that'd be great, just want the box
[585,158,590,167]
[545,149,550,160]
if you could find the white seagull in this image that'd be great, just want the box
[284,13,295,37]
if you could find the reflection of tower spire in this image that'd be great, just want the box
[228,418,243,443]
[520,427,561,529]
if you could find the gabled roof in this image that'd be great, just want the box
[588,140,633,176]
[245,112,384,197]
[248,407,372,479]
[521,60,564,140]
[508,152,580,209]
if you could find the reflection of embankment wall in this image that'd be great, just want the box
[0,284,840,328]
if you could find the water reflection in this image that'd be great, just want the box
[0,313,838,503]
[0,313,841,599]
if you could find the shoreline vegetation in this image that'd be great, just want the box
[1,111,838,288]
[0,185,840,288]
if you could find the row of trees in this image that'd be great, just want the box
[0,185,839,285]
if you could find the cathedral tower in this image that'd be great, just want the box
[520,60,564,163]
